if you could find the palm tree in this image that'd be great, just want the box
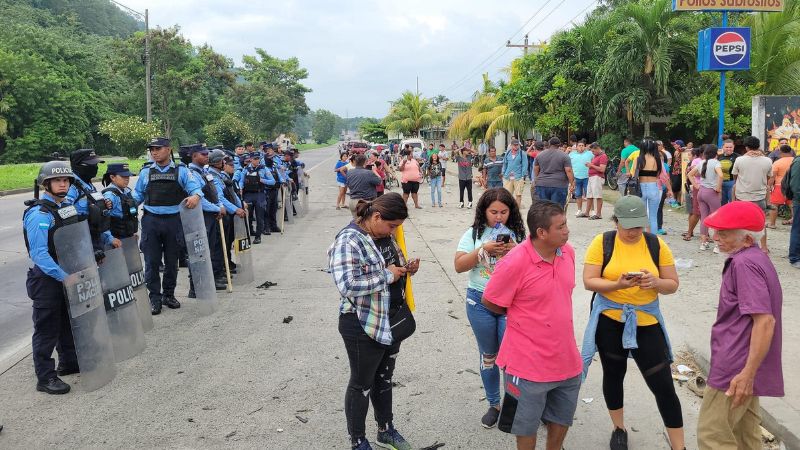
[384,91,442,137]
[449,74,524,142]
[740,0,800,94]
[594,0,695,135]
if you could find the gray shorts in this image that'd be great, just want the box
[498,373,581,436]
[747,199,767,212]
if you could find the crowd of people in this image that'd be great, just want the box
[329,134,795,450]
[22,137,307,395]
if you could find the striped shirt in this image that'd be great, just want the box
[328,223,395,345]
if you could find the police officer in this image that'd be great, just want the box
[133,137,204,315]
[263,145,286,233]
[187,145,228,297]
[207,150,246,269]
[239,152,275,243]
[23,162,82,394]
[66,149,119,250]
[233,144,247,171]
[101,163,138,240]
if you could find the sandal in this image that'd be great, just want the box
[576,213,589,218]
[682,234,693,241]
[765,224,777,229]
[782,220,793,226]
[589,215,602,220]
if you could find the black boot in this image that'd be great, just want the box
[214,278,227,290]
[56,364,79,376]
[161,295,181,309]
[253,236,262,244]
[150,297,162,315]
[187,289,196,299]
[36,377,70,395]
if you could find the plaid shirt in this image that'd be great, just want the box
[328,223,395,345]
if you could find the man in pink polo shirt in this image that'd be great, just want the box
[482,200,582,450]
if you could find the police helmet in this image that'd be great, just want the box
[208,149,227,165]
[37,161,75,186]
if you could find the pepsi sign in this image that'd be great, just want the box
[697,27,751,71]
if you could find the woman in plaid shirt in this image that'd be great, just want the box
[328,192,419,450]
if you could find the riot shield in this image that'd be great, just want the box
[99,247,146,362]
[298,167,309,217]
[278,187,286,234]
[179,203,218,316]
[285,184,294,225]
[53,221,117,391]
[232,215,254,286]
[121,236,154,332]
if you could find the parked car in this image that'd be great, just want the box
[400,138,425,160]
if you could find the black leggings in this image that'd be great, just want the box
[595,314,683,428]
[657,188,668,230]
[339,313,400,444]
[459,179,473,203]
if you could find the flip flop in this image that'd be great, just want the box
[783,220,793,226]
[589,215,602,220]
[765,224,777,229]
[682,235,693,241]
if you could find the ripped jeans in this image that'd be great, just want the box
[466,288,507,407]
[339,313,401,444]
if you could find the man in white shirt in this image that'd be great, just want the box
[732,136,774,252]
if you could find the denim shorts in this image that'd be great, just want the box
[574,178,588,198]
[498,373,581,435]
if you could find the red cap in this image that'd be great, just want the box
[703,201,765,232]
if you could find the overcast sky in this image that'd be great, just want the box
[121,0,598,118]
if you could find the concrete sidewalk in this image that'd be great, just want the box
[0,145,793,448]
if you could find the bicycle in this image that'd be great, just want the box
[605,156,619,190]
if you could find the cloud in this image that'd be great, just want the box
[120,0,595,117]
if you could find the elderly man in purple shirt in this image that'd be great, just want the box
[697,201,783,450]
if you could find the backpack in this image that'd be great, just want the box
[590,230,661,310]
[781,156,800,201]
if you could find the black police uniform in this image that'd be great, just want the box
[265,161,282,232]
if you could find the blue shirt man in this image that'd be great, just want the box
[133,163,203,214]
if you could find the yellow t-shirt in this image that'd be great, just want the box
[584,234,674,325]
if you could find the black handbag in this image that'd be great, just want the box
[388,302,416,343]
[625,176,642,197]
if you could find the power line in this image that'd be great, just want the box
[524,0,571,39]
[552,0,599,34]
[439,0,555,96]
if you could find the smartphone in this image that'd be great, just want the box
[624,271,644,278]
[404,258,419,269]
[495,234,511,243]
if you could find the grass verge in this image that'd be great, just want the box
[0,157,148,192]
[296,139,338,151]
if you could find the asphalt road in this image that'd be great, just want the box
[0,146,336,364]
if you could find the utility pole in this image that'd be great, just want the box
[506,35,546,56]
[144,9,151,123]
[110,0,152,122]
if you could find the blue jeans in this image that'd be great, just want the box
[466,288,506,407]
[790,201,800,263]
[429,176,442,205]
[488,179,503,188]
[640,182,661,233]
[721,180,735,205]
[574,178,588,198]
[535,186,568,207]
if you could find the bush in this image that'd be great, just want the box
[597,133,623,159]
[99,116,161,158]
[203,113,254,149]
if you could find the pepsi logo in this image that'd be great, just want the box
[713,32,747,66]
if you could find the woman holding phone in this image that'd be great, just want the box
[580,195,684,450]
[453,188,526,428]
[328,193,420,450]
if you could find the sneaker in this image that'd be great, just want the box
[699,242,710,251]
[481,406,500,429]
[352,437,373,450]
[467,201,473,208]
[375,424,412,450]
[713,245,720,254]
[438,204,443,208]
[610,427,628,450]
[657,229,667,235]
[459,202,464,208]
[791,261,800,269]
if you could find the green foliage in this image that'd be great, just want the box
[203,113,253,149]
[359,118,388,143]
[229,49,311,139]
[738,0,800,94]
[385,91,443,137]
[312,109,338,144]
[670,74,755,141]
[99,115,161,158]
[0,0,313,163]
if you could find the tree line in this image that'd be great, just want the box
[0,0,313,162]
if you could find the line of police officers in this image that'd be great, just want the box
[22,138,303,394]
